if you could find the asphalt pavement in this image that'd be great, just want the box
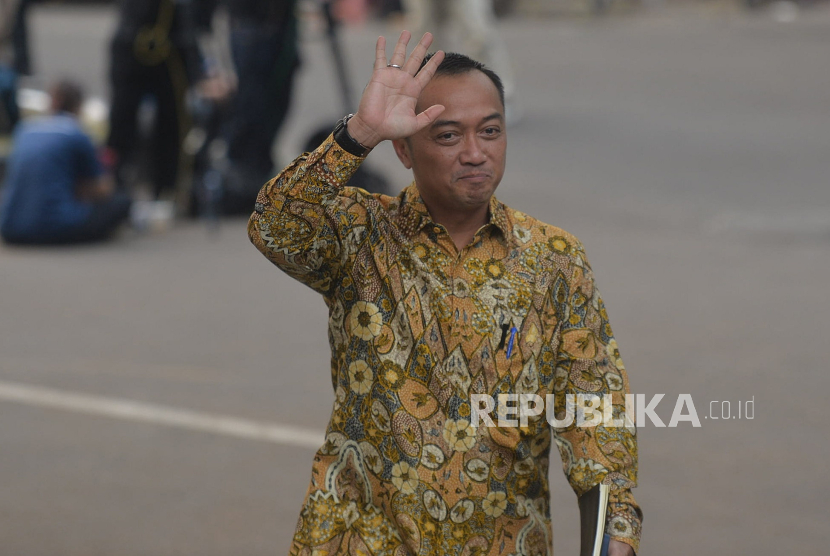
[2,3,829,555]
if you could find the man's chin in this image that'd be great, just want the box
[459,189,497,210]
[461,181,498,201]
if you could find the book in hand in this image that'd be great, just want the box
[578,483,612,556]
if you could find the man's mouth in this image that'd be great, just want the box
[456,173,491,182]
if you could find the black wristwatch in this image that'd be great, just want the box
[333,114,372,158]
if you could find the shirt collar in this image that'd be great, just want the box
[398,183,512,241]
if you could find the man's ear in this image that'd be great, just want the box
[392,138,413,170]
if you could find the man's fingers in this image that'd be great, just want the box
[402,32,434,75]
[374,36,388,70]
[388,30,411,68]
[414,104,446,131]
[414,49,445,89]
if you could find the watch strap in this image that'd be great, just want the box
[333,114,372,158]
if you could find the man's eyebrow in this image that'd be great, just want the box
[430,119,460,129]
[430,113,505,129]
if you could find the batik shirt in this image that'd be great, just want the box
[248,135,642,555]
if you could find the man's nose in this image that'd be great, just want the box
[459,135,487,165]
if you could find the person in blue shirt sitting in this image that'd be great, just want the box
[0,80,131,245]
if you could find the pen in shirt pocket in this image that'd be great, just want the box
[506,326,518,359]
[497,321,519,358]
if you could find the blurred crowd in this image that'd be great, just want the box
[0,0,517,245]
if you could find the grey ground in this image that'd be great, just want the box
[1,3,829,554]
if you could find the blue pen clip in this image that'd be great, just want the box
[505,327,518,359]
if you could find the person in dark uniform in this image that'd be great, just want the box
[105,0,204,199]
[221,0,300,213]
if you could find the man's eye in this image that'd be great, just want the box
[438,133,456,141]
[483,127,500,136]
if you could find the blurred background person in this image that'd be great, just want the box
[220,0,300,214]
[1,0,22,133]
[10,0,32,79]
[169,0,300,216]
[401,0,518,121]
[188,0,392,216]
[105,0,205,201]
[0,80,131,245]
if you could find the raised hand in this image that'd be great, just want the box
[346,31,446,149]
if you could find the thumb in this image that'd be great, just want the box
[413,104,446,132]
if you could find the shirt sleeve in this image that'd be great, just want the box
[551,237,643,553]
[247,133,367,296]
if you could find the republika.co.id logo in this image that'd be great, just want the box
[470,394,755,428]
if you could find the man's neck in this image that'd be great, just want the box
[421,199,490,252]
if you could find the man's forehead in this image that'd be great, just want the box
[416,71,503,116]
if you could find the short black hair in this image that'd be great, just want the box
[51,80,84,114]
[418,52,505,107]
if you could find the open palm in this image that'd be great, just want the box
[348,32,446,148]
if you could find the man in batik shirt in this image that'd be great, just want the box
[248,32,642,556]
